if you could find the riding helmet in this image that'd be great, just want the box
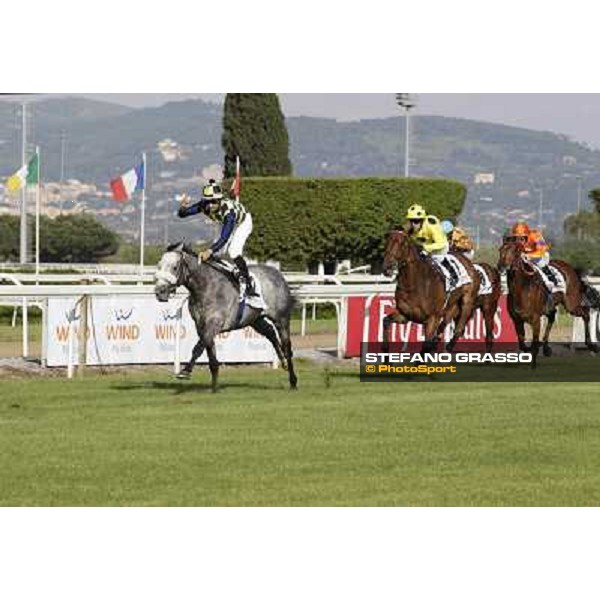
[406,204,427,220]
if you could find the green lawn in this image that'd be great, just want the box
[1,363,600,506]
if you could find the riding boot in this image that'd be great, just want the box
[233,257,258,298]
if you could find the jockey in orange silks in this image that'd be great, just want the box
[510,222,558,287]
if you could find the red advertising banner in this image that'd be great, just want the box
[344,295,517,358]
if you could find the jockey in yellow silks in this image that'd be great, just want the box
[405,204,460,285]
[405,204,449,255]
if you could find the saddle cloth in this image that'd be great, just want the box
[474,264,493,296]
[532,263,567,294]
[436,255,472,293]
[210,258,266,310]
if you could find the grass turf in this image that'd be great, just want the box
[1,363,600,506]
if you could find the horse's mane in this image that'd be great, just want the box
[166,240,198,258]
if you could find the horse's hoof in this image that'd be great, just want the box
[176,371,192,380]
[543,345,553,357]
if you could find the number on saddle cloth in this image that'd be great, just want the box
[535,264,565,293]
[434,255,468,292]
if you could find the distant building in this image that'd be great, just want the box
[158,139,182,163]
[474,173,495,185]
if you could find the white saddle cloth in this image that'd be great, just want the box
[211,259,267,310]
[435,255,472,292]
[474,264,493,296]
[533,264,566,294]
[244,274,267,310]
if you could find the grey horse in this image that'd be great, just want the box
[154,242,298,392]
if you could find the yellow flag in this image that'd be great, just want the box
[6,165,27,194]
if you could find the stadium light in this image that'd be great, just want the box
[396,93,417,178]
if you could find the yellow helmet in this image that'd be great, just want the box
[202,179,224,200]
[406,204,427,220]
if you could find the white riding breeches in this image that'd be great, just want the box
[526,253,550,268]
[429,241,450,262]
[221,214,253,259]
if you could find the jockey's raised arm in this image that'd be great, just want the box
[177,179,258,299]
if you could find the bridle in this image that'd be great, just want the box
[385,230,415,272]
[500,241,538,280]
[155,247,197,293]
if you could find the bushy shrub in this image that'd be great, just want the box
[238,177,466,268]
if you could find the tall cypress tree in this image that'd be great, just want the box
[222,94,292,178]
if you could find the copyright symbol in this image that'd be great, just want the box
[365,365,376,373]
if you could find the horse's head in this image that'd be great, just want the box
[154,241,198,302]
[497,239,525,274]
[383,228,411,277]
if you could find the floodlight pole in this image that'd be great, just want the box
[396,94,416,178]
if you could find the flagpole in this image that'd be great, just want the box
[20,102,27,264]
[35,146,41,283]
[140,152,147,280]
[236,156,240,201]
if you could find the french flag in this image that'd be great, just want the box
[110,160,145,202]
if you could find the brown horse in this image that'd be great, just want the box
[497,240,598,366]
[382,230,480,352]
[470,261,502,352]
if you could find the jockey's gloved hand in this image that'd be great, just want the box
[177,193,192,208]
[199,249,213,262]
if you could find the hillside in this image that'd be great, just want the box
[1,96,599,244]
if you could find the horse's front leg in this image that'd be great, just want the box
[530,316,542,369]
[438,303,460,350]
[382,309,404,353]
[448,290,478,352]
[482,298,498,353]
[542,310,557,357]
[178,339,205,380]
[205,341,220,393]
[511,312,528,353]
[422,314,441,353]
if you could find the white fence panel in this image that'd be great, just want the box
[45,296,275,367]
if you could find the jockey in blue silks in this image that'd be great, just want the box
[178,179,258,298]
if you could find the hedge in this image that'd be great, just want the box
[237,177,466,268]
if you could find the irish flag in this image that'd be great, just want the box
[6,152,39,193]
[110,160,145,202]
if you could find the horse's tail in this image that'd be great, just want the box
[575,268,600,310]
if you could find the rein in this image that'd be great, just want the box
[386,232,419,271]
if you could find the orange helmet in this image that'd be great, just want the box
[512,222,530,238]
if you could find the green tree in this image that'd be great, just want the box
[0,216,20,261]
[589,189,600,213]
[41,214,120,263]
[563,211,600,242]
[222,94,292,178]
